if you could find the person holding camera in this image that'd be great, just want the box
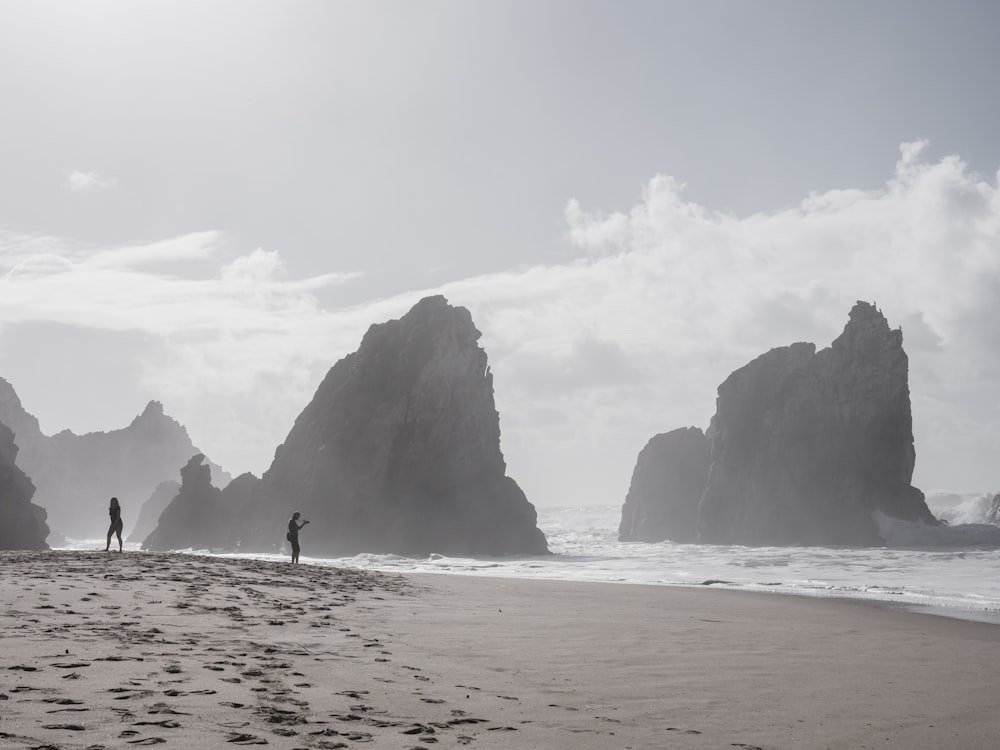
[286,511,310,564]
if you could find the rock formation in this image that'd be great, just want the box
[0,420,49,550]
[126,480,181,544]
[0,378,229,540]
[696,301,938,546]
[618,427,709,543]
[142,455,254,552]
[191,295,548,557]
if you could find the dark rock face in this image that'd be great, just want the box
[142,455,256,552]
[618,427,709,543]
[0,420,49,550]
[227,295,548,556]
[126,480,181,544]
[696,301,937,546]
[0,379,229,540]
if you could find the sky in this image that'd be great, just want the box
[2,0,1000,508]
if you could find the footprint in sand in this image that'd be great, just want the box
[447,718,488,727]
[146,703,189,715]
[226,733,268,744]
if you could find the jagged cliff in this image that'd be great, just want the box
[618,427,709,543]
[696,301,937,546]
[0,420,49,550]
[0,378,229,540]
[195,295,548,557]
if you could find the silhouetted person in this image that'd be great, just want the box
[287,511,309,563]
[106,496,123,552]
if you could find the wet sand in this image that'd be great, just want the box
[2,550,999,749]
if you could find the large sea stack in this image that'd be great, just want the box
[0,420,49,550]
[229,295,548,557]
[618,427,709,543]
[0,379,229,540]
[696,301,938,546]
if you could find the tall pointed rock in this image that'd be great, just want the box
[230,296,548,556]
[696,301,937,546]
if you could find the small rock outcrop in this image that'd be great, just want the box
[222,295,548,556]
[0,378,229,540]
[696,301,938,546]
[0,420,49,550]
[142,455,255,552]
[618,427,709,543]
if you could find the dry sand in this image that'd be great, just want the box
[1,551,999,750]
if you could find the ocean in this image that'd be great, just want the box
[62,493,1000,625]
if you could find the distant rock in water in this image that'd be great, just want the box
[219,295,548,556]
[126,479,181,544]
[696,301,938,546]
[0,420,49,550]
[0,379,230,541]
[618,427,709,543]
[142,455,255,552]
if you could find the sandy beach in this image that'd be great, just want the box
[2,551,999,749]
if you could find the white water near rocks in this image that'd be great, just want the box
[61,494,1000,624]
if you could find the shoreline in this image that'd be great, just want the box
[56,539,1000,628]
[3,550,1000,749]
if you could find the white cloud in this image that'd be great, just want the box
[86,232,223,270]
[65,170,117,192]
[4,141,1000,504]
[438,141,1000,501]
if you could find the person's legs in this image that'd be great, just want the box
[106,524,114,552]
[291,539,300,563]
[115,523,123,552]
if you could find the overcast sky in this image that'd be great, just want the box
[2,1,1000,507]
